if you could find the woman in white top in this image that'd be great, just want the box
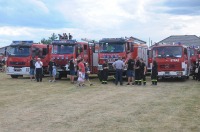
[35,58,43,82]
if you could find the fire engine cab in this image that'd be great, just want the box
[6,41,51,78]
[51,39,89,79]
[151,43,191,79]
[97,37,148,80]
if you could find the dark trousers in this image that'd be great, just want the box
[151,73,157,85]
[36,68,42,82]
[135,69,141,85]
[115,69,123,85]
[141,72,146,85]
[102,70,108,82]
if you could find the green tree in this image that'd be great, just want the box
[41,33,58,44]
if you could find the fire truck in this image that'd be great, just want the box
[6,41,51,78]
[96,37,148,80]
[151,43,191,79]
[51,39,92,79]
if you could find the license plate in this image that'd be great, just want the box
[165,72,169,75]
[14,68,21,72]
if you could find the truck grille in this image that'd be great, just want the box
[10,62,26,65]
[160,64,175,69]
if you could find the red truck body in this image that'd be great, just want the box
[96,37,148,80]
[51,39,94,79]
[151,44,191,79]
[6,41,51,78]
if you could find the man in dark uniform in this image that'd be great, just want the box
[102,60,108,84]
[151,59,158,85]
[135,57,141,85]
[140,58,147,85]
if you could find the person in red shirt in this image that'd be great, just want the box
[78,58,85,79]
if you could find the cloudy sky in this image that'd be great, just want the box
[0,0,200,47]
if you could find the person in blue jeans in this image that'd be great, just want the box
[112,57,125,85]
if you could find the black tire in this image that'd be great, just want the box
[98,71,102,81]
[11,75,18,78]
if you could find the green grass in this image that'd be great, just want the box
[0,73,200,132]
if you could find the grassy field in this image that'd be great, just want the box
[0,73,200,132]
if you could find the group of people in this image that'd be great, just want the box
[29,56,158,86]
[29,57,93,87]
[68,58,93,87]
[107,56,158,86]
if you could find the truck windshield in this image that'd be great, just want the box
[9,46,30,57]
[99,43,125,53]
[52,45,74,54]
[152,46,183,58]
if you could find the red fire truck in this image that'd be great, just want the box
[6,41,51,78]
[96,37,148,80]
[151,43,191,79]
[51,39,92,79]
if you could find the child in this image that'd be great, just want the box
[77,68,84,87]
[52,65,56,82]
[85,63,93,86]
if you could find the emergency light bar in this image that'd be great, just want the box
[52,40,77,44]
[11,41,33,46]
[99,38,125,43]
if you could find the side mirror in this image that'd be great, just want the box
[80,47,83,52]
[131,45,134,52]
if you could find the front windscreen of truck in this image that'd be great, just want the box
[52,44,75,54]
[9,46,30,57]
[99,42,125,53]
[152,46,182,58]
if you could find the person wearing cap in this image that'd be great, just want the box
[112,56,125,85]
[35,58,43,82]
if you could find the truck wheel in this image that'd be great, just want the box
[11,75,18,78]
[98,71,102,81]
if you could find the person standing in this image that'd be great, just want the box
[135,57,141,85]
[30,57,36,81]
[151,60,158,85]
[112,57,125,85]
[78,58,85,82]
[69,57,75,84]
[35,58,43,82]
[126,56,135,85]
[85,63,93,86]
[140,58,147,85]
[102,60,109,84]
[48,58,56,82]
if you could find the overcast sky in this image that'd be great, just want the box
[0,0,200,47]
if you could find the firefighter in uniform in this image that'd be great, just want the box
[102,60,108,84]
[140,58,147,85]
[151,60,158,85]
[135,57,141,85]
